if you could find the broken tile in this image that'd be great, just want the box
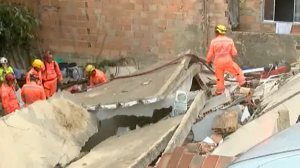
[211,134,223,144]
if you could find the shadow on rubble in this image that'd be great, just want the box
[81,107,172,152]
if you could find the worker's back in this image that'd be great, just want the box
[90,69,108,85]
[208,35,237,67]
[26,68,42,86]
[0,83,19,114]
[21,82,46,107]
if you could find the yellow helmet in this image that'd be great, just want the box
[85,64,95,74]
[32,59,44,69]
[215,25,226,35]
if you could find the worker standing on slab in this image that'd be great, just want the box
[26,59,44,86]
[0,73,20,114]
[206,25,246,95]
[0,57,14,84]
[21,74,46,107]
[85,64,108,89]
[42,51,63,98]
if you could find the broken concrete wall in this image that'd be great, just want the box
[0,93,97,167]
[230,32,300,67]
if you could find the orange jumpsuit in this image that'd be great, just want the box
[207,35,246,94]
[42,61,62,98]
[0,83,20,114]
[26,68,43,86]
[21,82,46,107]
[87,69,108,88]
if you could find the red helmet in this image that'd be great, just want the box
[45,51,53,59]
[5,73,15,82]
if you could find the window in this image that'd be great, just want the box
[263,0,300,22]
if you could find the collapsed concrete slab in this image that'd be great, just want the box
[73,57,200,111]
[0,93,98,167]
[68,116,183,168]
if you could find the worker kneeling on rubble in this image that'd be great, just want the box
[0,73,20,114]
[21,74,46,107]
[42,51,63,98]
[85,64,108,89]
[26,59,44,86]
[206,25,246,95]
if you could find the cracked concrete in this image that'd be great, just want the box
[0,93,97,168]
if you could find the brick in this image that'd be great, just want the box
[202,155,219,168]
[60,14,77,21]
[189,155,205,168]
[119,3,134,10]
[111,24,123,31]
[132,25,140,31]
[133,19,153,25]
[149,4,157,10]
[134,4,143,10]
[177,153,195,168]
[60,40,74,46]
[134,32,144,38]
[122,25,131,31]
[215,156,234,168]
[157,153,172,168]
[140,25,149,31]
[166,147,186,168]
[167,5,180,12]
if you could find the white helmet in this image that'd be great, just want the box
[0,57,8,64]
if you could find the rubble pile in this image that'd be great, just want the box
[3,55,300,168]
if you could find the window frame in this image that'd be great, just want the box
[262,0,300,24]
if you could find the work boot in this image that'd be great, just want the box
[240,81,247,87]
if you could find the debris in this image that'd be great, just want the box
[116,127,130,136]
[276,110,290,132]
[212,110,239,134]
[171,90,188,117]
[211,134,223,145]
[241,106,251,124]
[185,142,216,155]
[142,79,152,85]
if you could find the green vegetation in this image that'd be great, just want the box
[0,2,41,69]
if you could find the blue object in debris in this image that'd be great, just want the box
[13,68,26,79]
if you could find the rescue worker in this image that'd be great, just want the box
[21,74,46,107]
[0,57,14,84]
[26,59,44,86]
[206,25,246,95]
[85,64,108,89]
[42,51,63,98]
[0,73,20,114]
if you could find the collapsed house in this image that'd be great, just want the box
[1,53,300,168]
